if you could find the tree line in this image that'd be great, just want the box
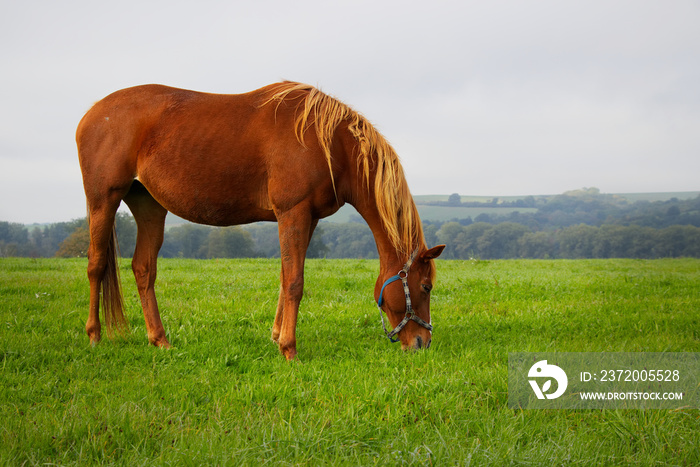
[431,222,700,259]
[2,190,699,260]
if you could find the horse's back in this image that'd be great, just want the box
[78,84,252,144]
[77,84,345,226]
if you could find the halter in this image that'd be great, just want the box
[376,249,433,343]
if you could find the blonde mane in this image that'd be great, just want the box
[264,82,425,259]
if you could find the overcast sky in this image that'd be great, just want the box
[1,0,699,224]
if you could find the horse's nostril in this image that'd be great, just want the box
[426,338,432,349]
[415,335,423,349]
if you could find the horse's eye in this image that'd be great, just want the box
[421,284,432,294]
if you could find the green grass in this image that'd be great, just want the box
[1,257,699,465]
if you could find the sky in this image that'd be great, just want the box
[1,0,699,224]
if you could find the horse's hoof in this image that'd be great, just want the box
[150,336,171,349]
[280,343,297,361]
[87,330,101,347]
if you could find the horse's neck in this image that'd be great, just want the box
[351,191,407,275]
[340,129,419,274]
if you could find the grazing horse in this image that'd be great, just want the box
[77,82,445,360]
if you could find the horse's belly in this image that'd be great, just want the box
[168,201,277,227]
[138,172,276,227]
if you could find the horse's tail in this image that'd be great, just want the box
[102,225,128,336]
[87,205,129,336]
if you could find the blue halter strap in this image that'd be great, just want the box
[377,274,402,308]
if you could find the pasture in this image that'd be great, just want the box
[1,257,699,465]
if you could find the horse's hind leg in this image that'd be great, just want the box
[124,182,170,348]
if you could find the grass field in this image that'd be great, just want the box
[1,257,699,465]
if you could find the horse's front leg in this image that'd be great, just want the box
[274,210,316,360]
[271,219,318,346]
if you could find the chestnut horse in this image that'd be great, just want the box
[77,82,444,360]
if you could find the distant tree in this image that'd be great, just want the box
[49,215,134,258]
[666,205,681,218]
[557,224,598,258]
[0,222,28,245]
[514,196,537,208]
[29,228,44,256]
[114,212,137,257]
[626,226,656,258]
[593,225,633,258]
[161,224,211,258]
[27,220,83,257]
[564,187,601,197]
[678,226,700,257]
[456,222,492,259]
[307,225,329,258]
[436,222,464,258]
[476,222,528,259]
[45,224,72,255]
[458,217,473,226]
[654,225,700,258]
[423,224,439,248]
[321,223,377,258]
[447,193,461,205]
[159,233,182,258]
[474,213,492,223]
[56,226,90,257]
[205,226,255,258]
[518,231,554,259]
[0,241,19,257]
[243,223,280,258]
[0,221,29,256]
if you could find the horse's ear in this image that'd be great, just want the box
[419,245,445,262]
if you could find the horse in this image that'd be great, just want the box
[76,81,445,360]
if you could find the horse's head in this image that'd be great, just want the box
[376,245,445,350]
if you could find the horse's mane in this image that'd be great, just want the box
[264,82,424,259]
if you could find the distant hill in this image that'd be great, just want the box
[412,191,700,204]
